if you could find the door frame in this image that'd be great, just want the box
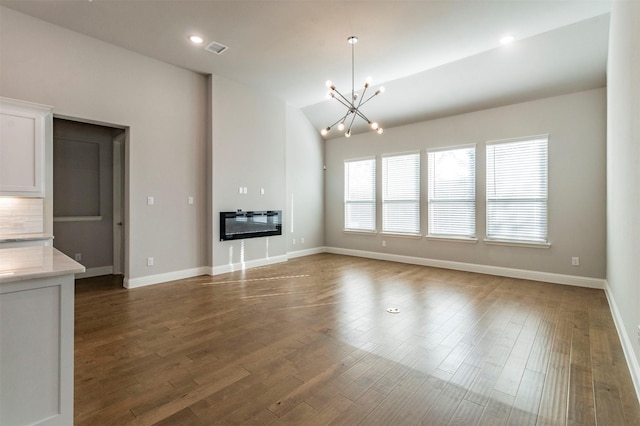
[53,114,129,284]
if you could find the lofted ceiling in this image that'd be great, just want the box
[0,0,611,138]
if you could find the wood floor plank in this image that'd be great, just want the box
[71,254,640,425]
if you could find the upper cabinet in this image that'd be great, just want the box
[0,97,52,196]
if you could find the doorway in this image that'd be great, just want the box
[52,118,127,281]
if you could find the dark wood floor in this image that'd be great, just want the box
[74,254,640,425]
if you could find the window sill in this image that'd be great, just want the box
[380,232,422,239]
[484,239,550,248]
[426,235,478,244]
[343,229,377,235]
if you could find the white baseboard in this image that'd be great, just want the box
[287,247,326,259]
[604,281,640,404]
[124,267,210,289]
[209,255,289,276]
[324,246,606,289]
[75,266,113,279]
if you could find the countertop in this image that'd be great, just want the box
[0,233,53,243]
[0,246,85,284]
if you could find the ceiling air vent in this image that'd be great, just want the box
[206,41,228,55]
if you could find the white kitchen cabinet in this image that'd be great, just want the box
[0,247,84,426]
[0,97,52,196]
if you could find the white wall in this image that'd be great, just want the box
[606,0,640,397]
[325,88,606,280]
[285,105,325,255]
[210,75,287,271]
[0,7,208,282]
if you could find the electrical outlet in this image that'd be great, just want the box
[382,240,387,248]
[187,196,194,205]
[147,196,154,205]
[74,253,82,261]
[147,257,154,266]
[571,257,580,266]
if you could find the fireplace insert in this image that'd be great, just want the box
[219,210,282,241]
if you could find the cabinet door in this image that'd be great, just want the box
[0,99,51,195]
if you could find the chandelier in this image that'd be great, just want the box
[321,36,384,138]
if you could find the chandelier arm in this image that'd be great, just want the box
[346,108,358,134]
[353,108,371,123]
[327,114,348,130]
[331,94,354,111]
[331,87,354,108]
[355,85,368,111]
[358,91,380,108]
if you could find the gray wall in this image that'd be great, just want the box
[0,6,208,280]
[210,74,287,269]
[325,88,606,278]
[607,0,640,389]
[53,119,118,270]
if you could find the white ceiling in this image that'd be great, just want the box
[0,0,611,138]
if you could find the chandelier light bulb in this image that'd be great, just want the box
[379,86,386,94]
[376,127,384,135]
[321,127,330,136]
[345,130,352,137]
[371,122,379,130]
[366,76,373,85]
[338,122,345,131]
[325,80,334,89]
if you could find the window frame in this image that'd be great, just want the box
[343,156,377,233]
[381,151,421,236]
[485,134,550,247]
[426,144,477,241]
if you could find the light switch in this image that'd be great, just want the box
[243,187,248,194]
[147,196,154,205]
[188,196,194,205]
[261,188,265,195]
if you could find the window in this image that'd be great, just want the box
[427,145,476,238]
[344,158,376,232]
[382,153,420,234]
[486,135,548,244]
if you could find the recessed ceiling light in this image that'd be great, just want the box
[500,34,515,45]
[189,35,204,44]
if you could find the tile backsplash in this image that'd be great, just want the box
[0,198,44,235]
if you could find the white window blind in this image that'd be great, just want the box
[427,146,476,238]
[382,153,420,234]
[486,136,548,243]
[344,158,376,232]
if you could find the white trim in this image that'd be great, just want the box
[124,267,209,289]
[75,265,113,279]
[381,232,422,239]
[484,238,551,248]
[324,246,605,289]
[209,255,289,276]
[426,235,478,243]
[485,133,549,146]
[604,281,640,404]
[426,142,477,153]
[287,247,325,259]
[343,229,377,235]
